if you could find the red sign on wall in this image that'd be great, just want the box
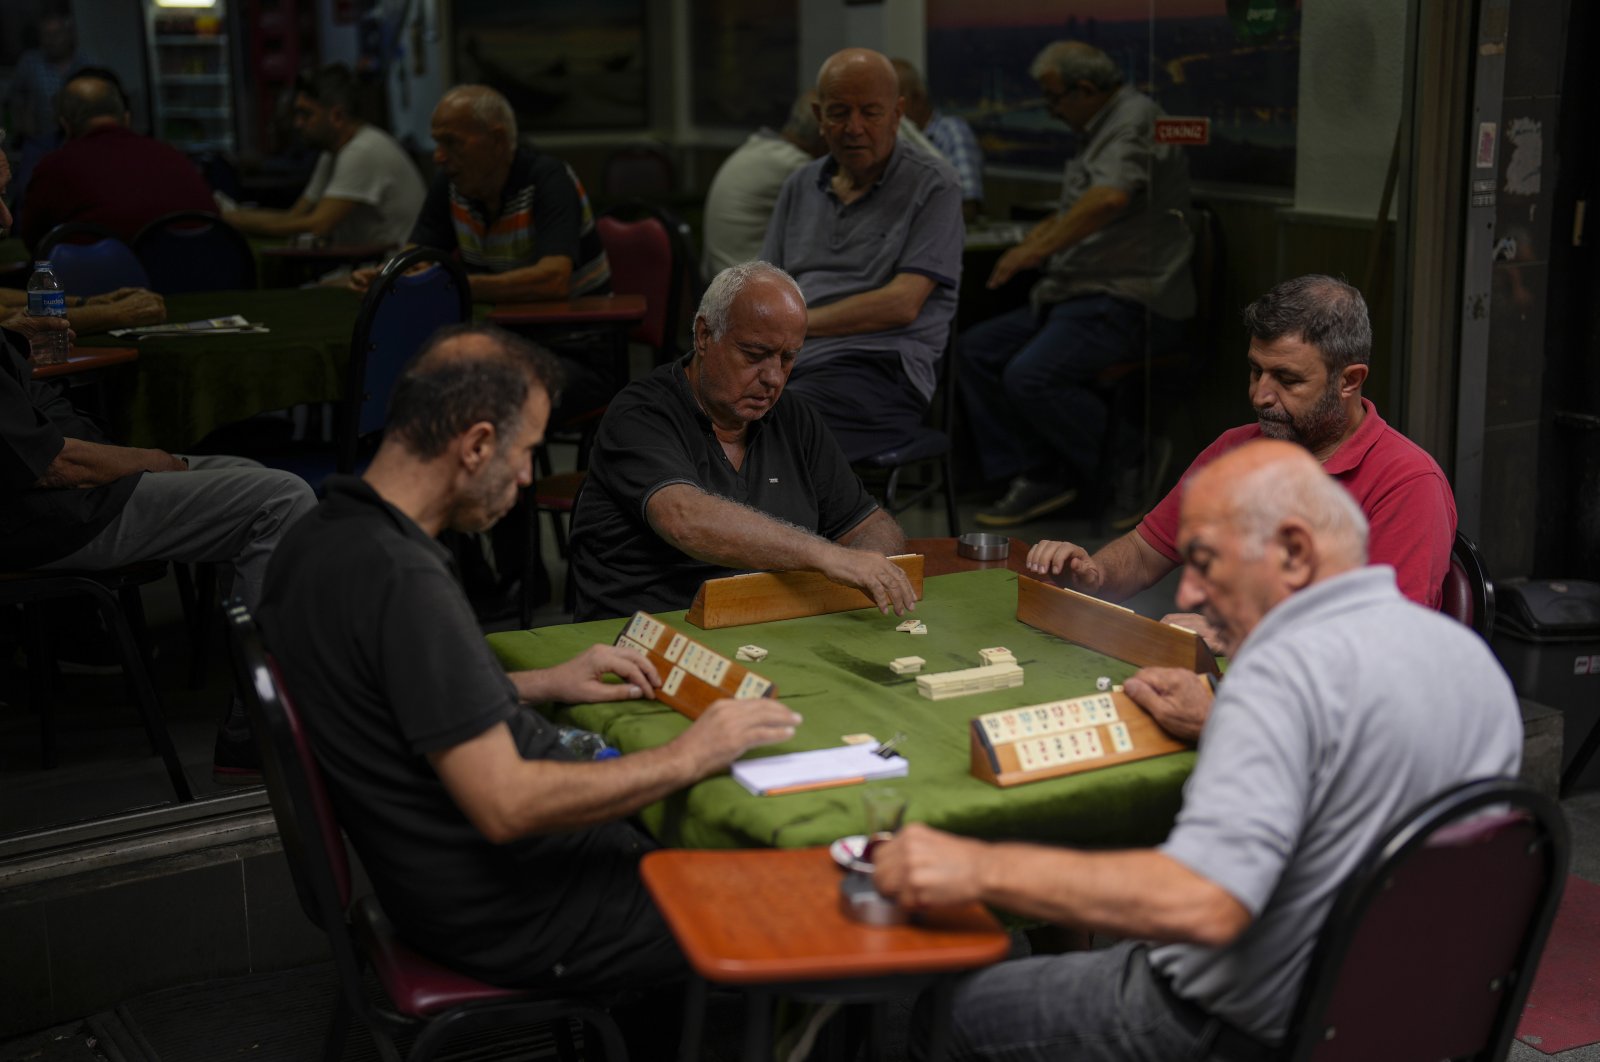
[1155,117,1211,146]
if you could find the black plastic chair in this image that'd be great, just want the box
[0,563,192,802]
[257,247,471,491]
[37,223,152,296]
[1442,529,1496,639]
[1279,777,1567,1062]
[132,210,258,293]
[224,601,630,1062]
[853,325,961,536]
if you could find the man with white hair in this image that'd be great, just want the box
[570,262,916,621]
[875,439,1521,1061]
[965,40,1194,528]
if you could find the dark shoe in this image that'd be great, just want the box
[1108,437,1173,532]
[974,477,1078,527]
[212,730,262,786]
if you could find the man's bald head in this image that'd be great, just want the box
[813,48,903,181]
[1175,440,1368,653]
[890,57,931,126]
[1186,440,1369,568]
[386,323,561,459]
[435,84,517,144]
[817,48,899,101]
[58,71,129,138]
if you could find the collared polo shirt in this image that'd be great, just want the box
[760,144,963,401]
[1136,398,1458,608]
[570,358,880,621]
[410,145,610,295]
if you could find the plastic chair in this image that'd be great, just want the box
[132,210,258,293]
[224,601,630,1062]
[36,223,153,296]
[1442,529,1496,638]
[0,563,192,802]
[259,247,471,490]
[598,205,692,367]
[1279,777,1568,1062]
[853,325,961,536]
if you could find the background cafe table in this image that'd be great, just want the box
[486,537,1195,850]
[75,287,360,451]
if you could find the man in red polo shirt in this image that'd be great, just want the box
[1028,273,1455,648]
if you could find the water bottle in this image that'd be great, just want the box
[555,725,620,761]
[26,261,69,365]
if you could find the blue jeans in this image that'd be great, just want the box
[919,941,1249,1062]
[959,296,1184,485]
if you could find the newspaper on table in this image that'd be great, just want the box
[108,315,270,338]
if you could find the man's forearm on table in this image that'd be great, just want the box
[649,485,839,574]
[1091,531,1175,602]
[1019,185,1131,260]
[467,257,573,303]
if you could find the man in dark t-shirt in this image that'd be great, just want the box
[570,262,919,621]
[259,323,800,996]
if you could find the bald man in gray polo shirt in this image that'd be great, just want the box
[760,47,963,462]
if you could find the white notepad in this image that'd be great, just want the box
[732,744,908,796]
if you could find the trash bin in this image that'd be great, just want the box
[1491,579,1600,794]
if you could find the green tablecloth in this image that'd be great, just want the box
[487,568,1195,850]
[77,287,360,450]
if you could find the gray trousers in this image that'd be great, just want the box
[39,455,316,611]
[923,941,1269,1062]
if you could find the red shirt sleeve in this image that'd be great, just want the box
[1358,469,1457,609]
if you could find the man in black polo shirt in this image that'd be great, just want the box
[570,262,917,621]
[258,324,801,1001]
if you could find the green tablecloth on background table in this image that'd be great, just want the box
[488,568,1195,850]
[77,287,360,450]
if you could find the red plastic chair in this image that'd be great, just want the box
[597,209,683,365]
[1280,777,1568,1062]
[225,602,629,1062]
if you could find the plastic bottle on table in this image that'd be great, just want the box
[555,725,621,761]
[25,261,69,365]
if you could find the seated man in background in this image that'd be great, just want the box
[571,262,916,621]
[354,83,614,418]
[224,63,426,252]
[701,92,826,279]
[18,66,216,249]
[875,439,1521,1062]
[892,57,984,219]
[1029,275,1457,736]
[259,324,800,1025]
[0,154,317,783]
[761,47,963,463]
[964,40,1193,528]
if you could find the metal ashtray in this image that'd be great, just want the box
[957,533,1010,561]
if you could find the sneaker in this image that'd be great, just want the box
[212,730,263,786]
[975,477,1078,527]
[1108,437,1174,532]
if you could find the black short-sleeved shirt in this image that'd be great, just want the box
[408,145,611,296]
[569,358,880,621]
[0,334,141,566]
[258,476,652,986]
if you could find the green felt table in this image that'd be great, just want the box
[76,287,361,450]
[487,567,1195,851]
